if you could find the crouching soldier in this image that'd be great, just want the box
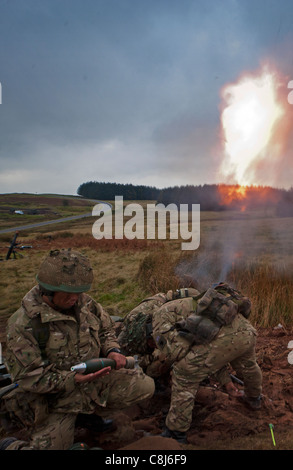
[153,283,262,443]
[1,249,154,450]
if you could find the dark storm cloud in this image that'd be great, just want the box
[0,0,292,193]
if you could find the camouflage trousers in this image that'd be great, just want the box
[166,327,262,433]
[6,367,154,450]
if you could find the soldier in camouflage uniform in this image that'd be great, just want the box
[152,284,262,443]
[118,288,200,378]
[2,249,154,450]
[119,283,262,443]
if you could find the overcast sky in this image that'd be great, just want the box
[0,0,293,195]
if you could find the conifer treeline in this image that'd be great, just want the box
[77,181,159,201]
[77,181,293,214]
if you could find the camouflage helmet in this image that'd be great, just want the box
[36,248,94,293]
[118,311,153,356]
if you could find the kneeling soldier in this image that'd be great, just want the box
[1,249,154,450]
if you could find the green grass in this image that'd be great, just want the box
[0,193,93,229]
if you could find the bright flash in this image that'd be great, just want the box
[220,67,285,185]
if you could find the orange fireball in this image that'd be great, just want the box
[219,64,287,187]
[218,184,248,211]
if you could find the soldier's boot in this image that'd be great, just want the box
[241,394,262,410]
[75,413,115,433]
[0,437,17,450]
[161,426,187,444]
[0,438,34,450]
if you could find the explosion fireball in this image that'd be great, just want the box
[219,65,286,187]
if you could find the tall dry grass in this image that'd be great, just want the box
[229,261,293,327]
[137,249,293,328]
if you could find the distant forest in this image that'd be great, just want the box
[77,181,293,215]
[77,181,160,201]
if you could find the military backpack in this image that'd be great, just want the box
[175,282,252,345]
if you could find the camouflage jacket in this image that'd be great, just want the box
[118,292,229,384]
[5,286,120,395]
[152,296,256,385]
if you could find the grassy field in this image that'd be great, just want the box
[0,193,94,230]
[1,193,293,331]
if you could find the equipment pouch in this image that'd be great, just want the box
[176,314,220,345]
[196,288,238,326]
